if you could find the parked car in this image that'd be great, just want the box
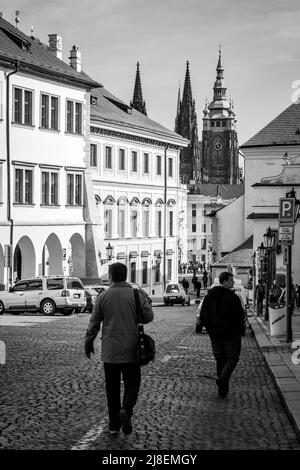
[163,282,191,306]
[0,276,86,316]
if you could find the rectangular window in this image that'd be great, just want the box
[118,208,125,238]
[211,122,215,127]
[14,168,33,204]
[142,209,149,237]
[41,94,59,130]
[67,173,82,206]
[192,204,196,217]
[75,102,82,134]
[201,254,206,262]
[222,121,226,127]
[156,155,161,175]
[142,261,148,284]
[119,149,125,171]
[90,144,97,167]
[168,158,173,177]
[192,224,196,233]
[130,262,136,283]
[13,87,33,125]
[155,264,160,283]
[42,171,49,204]
[66,100,73,133]
[105,146,112,169]
[104,209,112,238]
[169,211,174,236]
[167,259,172,281]
[201,238,207,250]
[51,173,58,205]
[156,210,162,237]
[216,121,220,127]
[132,151,137,172]
[144,153,149,174]
[66,100,82,134]
[130,210,137,237]
[202,224,206,233]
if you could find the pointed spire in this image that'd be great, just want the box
[182,60,193,104]
[130,61,147,116]
[176,82,181,115]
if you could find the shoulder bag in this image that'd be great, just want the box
[133,289,156,366]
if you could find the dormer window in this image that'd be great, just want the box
[2,28,31,52]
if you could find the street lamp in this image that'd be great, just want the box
[106,243,113,262]
[262,226,276,321]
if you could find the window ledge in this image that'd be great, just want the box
[39,127,60,133]
[40,204,61,208]
[11,122,35,129]
[65,204,84,208]
[13,203,35,207]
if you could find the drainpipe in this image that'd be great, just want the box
[6,61,19,286]
[163,145,168,292]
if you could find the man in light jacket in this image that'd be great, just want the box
[85,262,154,435]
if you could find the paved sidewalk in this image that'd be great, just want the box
[247,305,300,439]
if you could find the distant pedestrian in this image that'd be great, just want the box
[84,262,154,435]
[202,270,208,289]
[182,278,189,295]
[192,275,198,294]
[195,279,201,298]
[254,279,265,316]
[200,271,245,398]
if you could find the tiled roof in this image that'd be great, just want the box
[0,17,100,89]
[241,103,300,147]
[90,87,189,146]
[189,183,244,199]
[218,236,253,266]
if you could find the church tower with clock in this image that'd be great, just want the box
[201,48,239,184]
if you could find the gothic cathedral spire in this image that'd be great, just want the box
[130,62,147,116]
[174,61,200,185]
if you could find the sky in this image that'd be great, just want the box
[1,0,300,145]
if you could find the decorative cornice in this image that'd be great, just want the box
[90,126,180,150]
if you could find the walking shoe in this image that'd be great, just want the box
[119,408,132,435]
[216,378,229,398]
[109,429,120,435]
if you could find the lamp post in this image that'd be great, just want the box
[106,243,113,264]
[285,188,300,342]
[262,227,276,321]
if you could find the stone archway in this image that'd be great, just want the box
[43,234,63,276]
[14,236,36,280]
[69,233,86,278]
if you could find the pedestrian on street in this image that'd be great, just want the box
[84,262,154,435]
[196,279,201,298]
[202,270,208,289]
[254,279,265,316]
[200,271,245,398]
[182,277,189,295]
[192,274,198,294]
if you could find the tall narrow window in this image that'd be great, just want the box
[155,264,160,283]
[192,204,196,217]
[23,90,32,126]
[118,207,125,238]
[51,173,58,205]
[156,210,162,237]
[132,151,137,172]
[192,224,196,233]
[41,94,59,130]
[67,174,74,205]
[66,172,82,206]
[51,96,59,130]
[167,259,172,281]
[75,174,82,205]
[105,146,112,169]
[14,88,22,123]
[142,261,148,284]
[119,149,125,170]
[15,168,23,203]
[130,262,136,283]
[14,168,33,204]
[66,100,73,133]
[42,172,49,204]
[75,102,82,134]
[168,158,173,177]
[143,153,149,174]
[41,94,49,128]
[142,208,149,237]
[104,209,112,238]
[42,171,58,205]
[156,155,161,175]
[202,223,206,233]
[66,100,82,134]
[169,211,174,236]
[13,87,33,125]
[130,210,137,237]
[90,144,97,167]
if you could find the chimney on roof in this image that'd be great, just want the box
[69,45,81,72]
[48,34,63,60]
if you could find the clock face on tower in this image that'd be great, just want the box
[213,138,223,151]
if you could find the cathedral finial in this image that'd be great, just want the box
[182,60,192,104]
[130,61,147,116]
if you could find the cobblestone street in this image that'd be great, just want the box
[0,305,300,451]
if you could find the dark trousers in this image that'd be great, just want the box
[256,296,264,316]
[210,334,241,386]
[103,363,141,430]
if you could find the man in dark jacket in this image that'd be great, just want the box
[200,271,245,398]
[85,263,154,435]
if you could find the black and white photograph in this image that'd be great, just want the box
[0,0,300,460]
